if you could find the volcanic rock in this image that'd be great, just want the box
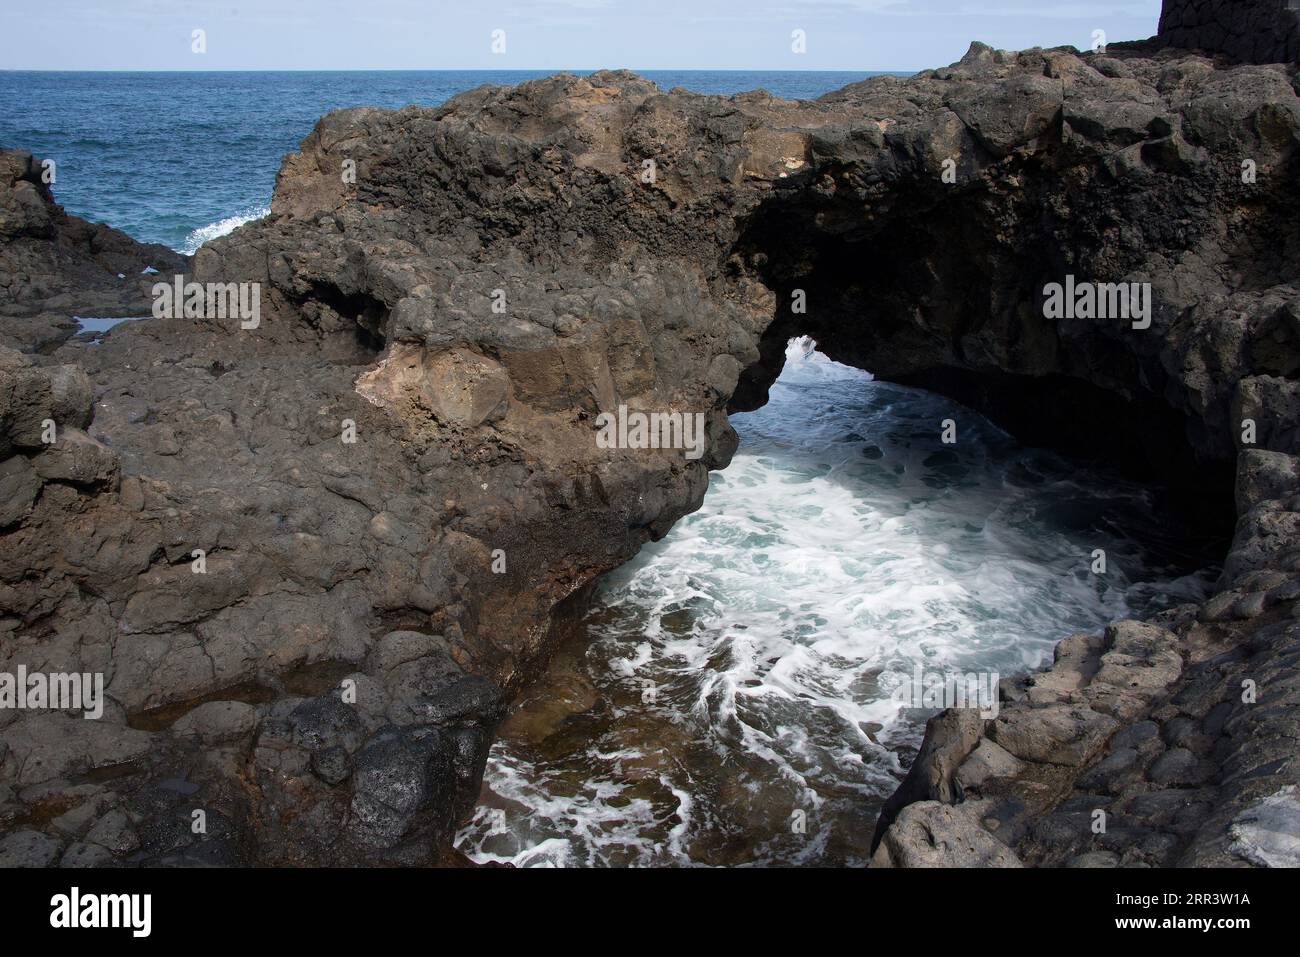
[1,11,1298,867]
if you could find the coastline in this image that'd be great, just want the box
[2,20,1298,868]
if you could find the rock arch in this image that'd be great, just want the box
[2,35,1298,866]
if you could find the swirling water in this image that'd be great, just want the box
[454,340,1218,867]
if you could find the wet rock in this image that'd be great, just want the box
[446,725,493,818]
[50,794,110,839]
[871,709,985,852]
[1202,701,1234,737]
[390,674,504,727]
[1162,715,1203,750]
[1128,788,1208,825]
[348,727,455,850]
[1137,832,1181,864]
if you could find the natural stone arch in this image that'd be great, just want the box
[1,30,1298,867]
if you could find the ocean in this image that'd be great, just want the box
[0,70,884,252]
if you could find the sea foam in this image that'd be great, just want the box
[181,205,270,255]
[456,338,1217,867]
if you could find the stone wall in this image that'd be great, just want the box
[1158,0,1300,63]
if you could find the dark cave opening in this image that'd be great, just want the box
[302,282,389,357]
[726,178,1239,562]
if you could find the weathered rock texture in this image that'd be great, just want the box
[1,27,1298,866]
[0,149,186,353]
[1159,0,1300,64]
[872,579,1300,867]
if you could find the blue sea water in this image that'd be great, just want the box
[0,70,882,252]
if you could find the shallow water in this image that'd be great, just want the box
[455,339,1219,867]
[72,316,145,334]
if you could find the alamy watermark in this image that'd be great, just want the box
[890,665,1000,719]
[596,405,707,460]
[0,666,104,719]
[50,887,151,937]
[1043,275,1151,330]
[152,275,260,329]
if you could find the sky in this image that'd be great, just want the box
[2,0,1164,71]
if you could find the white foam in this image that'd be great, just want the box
[454,749,677,867]
[181,205,269,255]
[456,337,1216,866]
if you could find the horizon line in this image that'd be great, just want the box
[0,67,922,74]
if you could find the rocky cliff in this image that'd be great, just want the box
[1158,0,1300,64]
[1,33,1298,866]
